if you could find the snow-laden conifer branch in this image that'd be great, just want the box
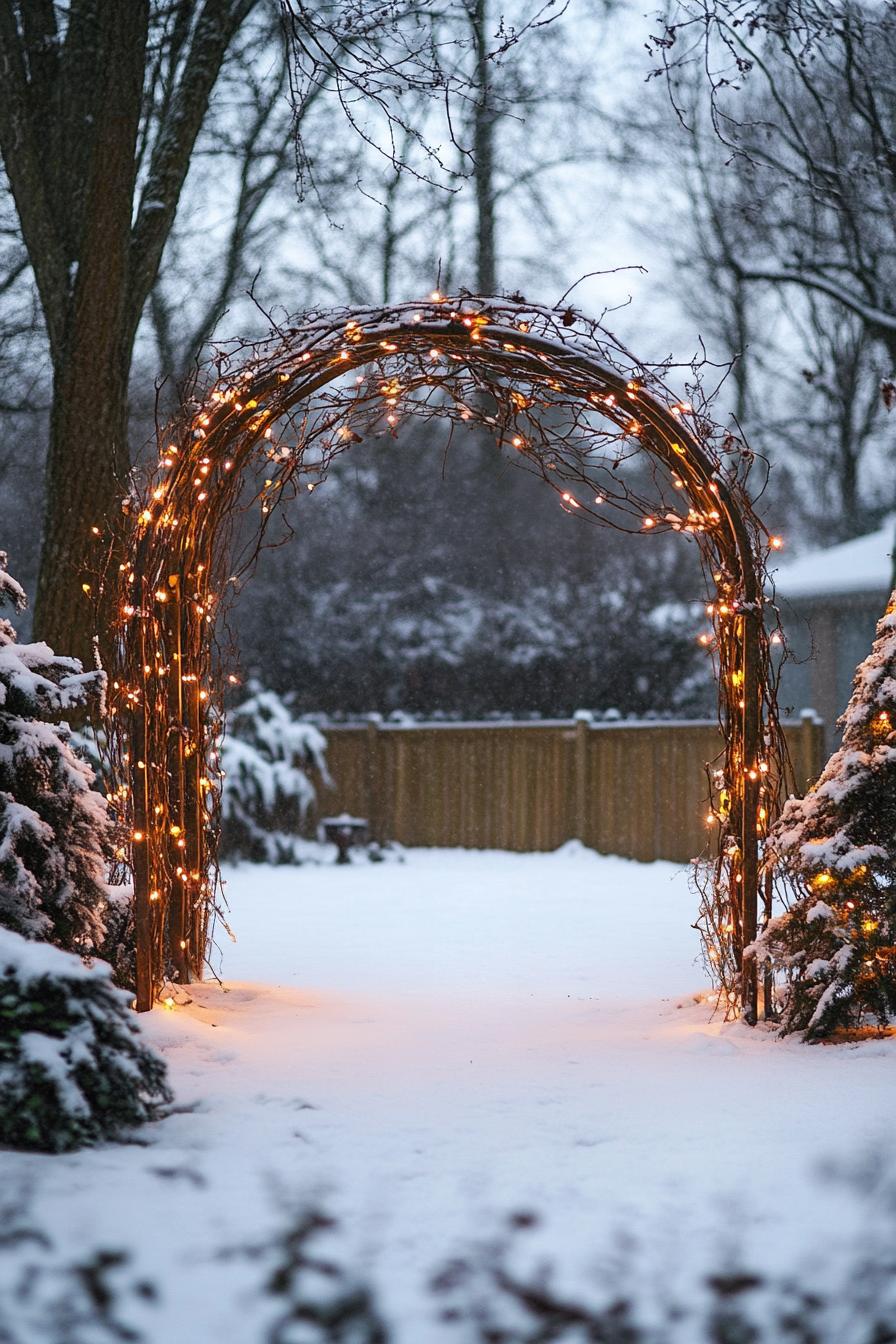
[757,595,896,1038]
[0,552,113,952]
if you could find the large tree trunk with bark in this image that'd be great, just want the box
[0,0,256,664]
[34,2,148,665]
[38,345,132,666]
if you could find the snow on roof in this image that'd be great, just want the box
[771,520,895,600]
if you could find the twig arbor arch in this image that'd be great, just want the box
[108,296,789,1019]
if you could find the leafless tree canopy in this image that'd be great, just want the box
[0,0,574,662]
[651,1,896,361]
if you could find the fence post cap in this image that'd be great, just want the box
[365,712,384,725]
[573,709,594,724]
[799,707,824,724]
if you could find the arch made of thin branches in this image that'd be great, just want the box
[106,295,790,1019]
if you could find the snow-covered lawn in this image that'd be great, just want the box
[5,846,896,1340]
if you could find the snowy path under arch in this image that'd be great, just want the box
[5,846,896,1341]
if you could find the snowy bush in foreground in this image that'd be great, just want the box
[0,553,113,953]
[757,596,896,1039]
[221,684,330,864]
[6,1167,896,1340]
[0,926,171,1152]
[240,1174,896,1344]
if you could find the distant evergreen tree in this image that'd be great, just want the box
[757,596,896,1038]
[0,553,112,951]
[221,684,329,864]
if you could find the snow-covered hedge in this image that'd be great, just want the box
[0,553,113,953]
[221,685,330,864]
[0,926,171,1152]
[237,568,712,719]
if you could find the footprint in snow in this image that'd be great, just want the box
[148,1165,207,1188]
[251,1092,318,1110]
[683,1032,738,1054]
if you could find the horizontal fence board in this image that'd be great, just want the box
[306,716,825,864]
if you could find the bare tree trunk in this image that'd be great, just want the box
[34,3,148,664]
[730,278,750,426]
[1,0,258,663]
[39,351,133,665]
[470,0,497,293]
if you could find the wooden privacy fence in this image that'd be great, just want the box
[308,713,826,864]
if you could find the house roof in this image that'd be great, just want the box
[770,520,895,601]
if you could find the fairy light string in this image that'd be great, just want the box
[103,295,792,1019]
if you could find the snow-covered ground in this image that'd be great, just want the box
[4,846,896,1340]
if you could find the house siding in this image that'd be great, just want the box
[777,593,888,748]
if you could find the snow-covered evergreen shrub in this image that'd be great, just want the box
[0,554,113,952]
[0,926,171,1152]
[67,725,138,986]
[96,884,137,991]
[756,596,896,1039]
[221,684,330,864]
